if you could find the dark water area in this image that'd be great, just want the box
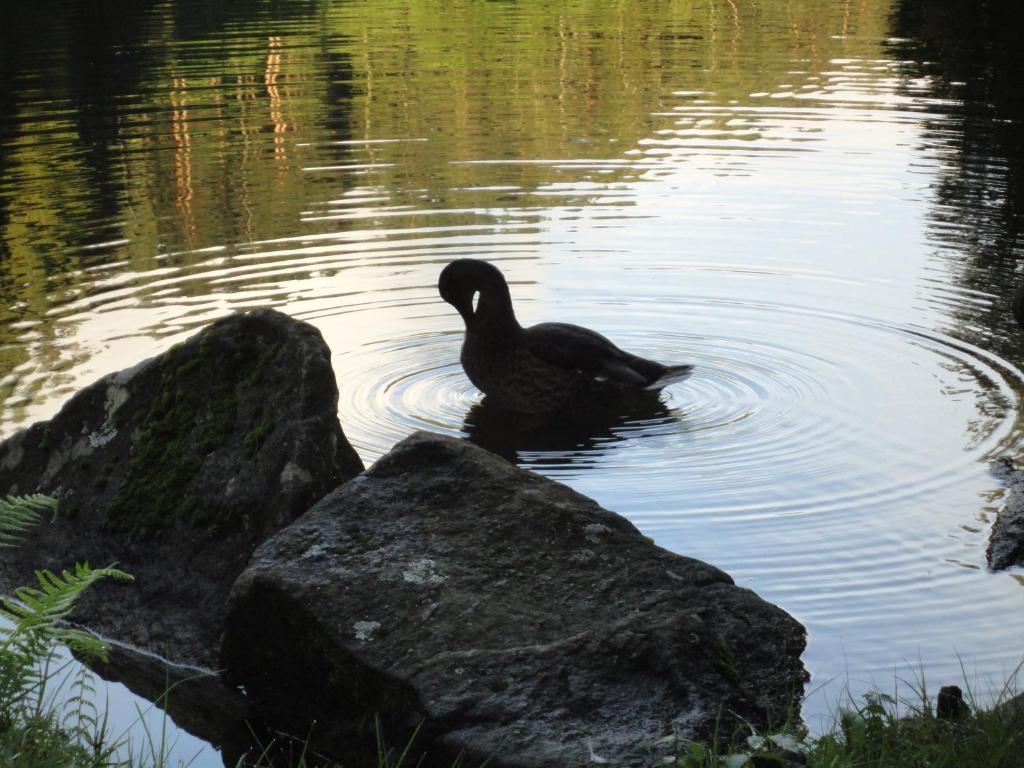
[3,0,1024,763]
[890,0,1024,358]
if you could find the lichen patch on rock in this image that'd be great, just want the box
[353,621,382,642]
[401,558,448,585]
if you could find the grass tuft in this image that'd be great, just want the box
[658,664,1024,768]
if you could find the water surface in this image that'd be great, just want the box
[2,0,1024,762]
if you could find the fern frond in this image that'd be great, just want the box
[0,563,133,664]
[62,666,101,747]
[12,645,64,717]
[0,494,57,552]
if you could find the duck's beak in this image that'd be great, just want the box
[439,281,474,325]
[452,294,475,324]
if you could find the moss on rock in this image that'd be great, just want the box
[104,325,286,539]
[0,308,364,668]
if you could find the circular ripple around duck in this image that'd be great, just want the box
[334,297,1024,527]
[595,301,1021,522]
[337,330,474,456]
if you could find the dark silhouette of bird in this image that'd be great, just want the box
[438,258,693,415]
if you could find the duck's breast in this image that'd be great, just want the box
[461,336,583,413]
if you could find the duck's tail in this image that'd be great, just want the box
[645,364,694,390]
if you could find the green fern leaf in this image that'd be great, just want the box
[61,665,103,747]
[0,563,133,664]
[0,494,57,552]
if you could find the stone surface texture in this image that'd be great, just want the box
[988,457,1024,570]
[223,431,807,768]
[0,309,363,666]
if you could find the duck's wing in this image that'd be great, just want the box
[524,322,651,385]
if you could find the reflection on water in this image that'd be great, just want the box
[891,1,1024,356]
[463,392,679,470]
[2,0,1024,763]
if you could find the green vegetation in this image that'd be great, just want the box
[104,349,234,538]
[709,639,740,688]
[243,411,277,458]
[0,494,133,767]
[659,678,1024,768]
[104,332,283,539]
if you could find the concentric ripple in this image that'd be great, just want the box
[336,296,1023,520]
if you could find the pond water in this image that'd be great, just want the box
[2,0,1024,763]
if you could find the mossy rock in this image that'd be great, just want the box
[0,309,364,667]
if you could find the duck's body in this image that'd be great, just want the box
[438,259,693,415]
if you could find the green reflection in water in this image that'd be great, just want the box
[0,0,895,421]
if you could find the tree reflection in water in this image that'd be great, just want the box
[893,1,1024,341]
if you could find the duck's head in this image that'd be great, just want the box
[438,259,514,326]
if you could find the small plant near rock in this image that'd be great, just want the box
[809,679,1024,768]
[656,725,809,768]
[655,673,1024,768]
[0,494,132,766]
[235,715,481,768]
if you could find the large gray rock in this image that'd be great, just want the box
[988,457,1024,570]
[222,432,807,768]
[0,309,363,666]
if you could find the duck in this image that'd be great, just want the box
[438,258,693,415]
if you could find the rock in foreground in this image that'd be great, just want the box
[0,309,363,666]
[988,457,1024,570]
[223,432,807,768]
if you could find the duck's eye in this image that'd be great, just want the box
[472,290,480,314]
